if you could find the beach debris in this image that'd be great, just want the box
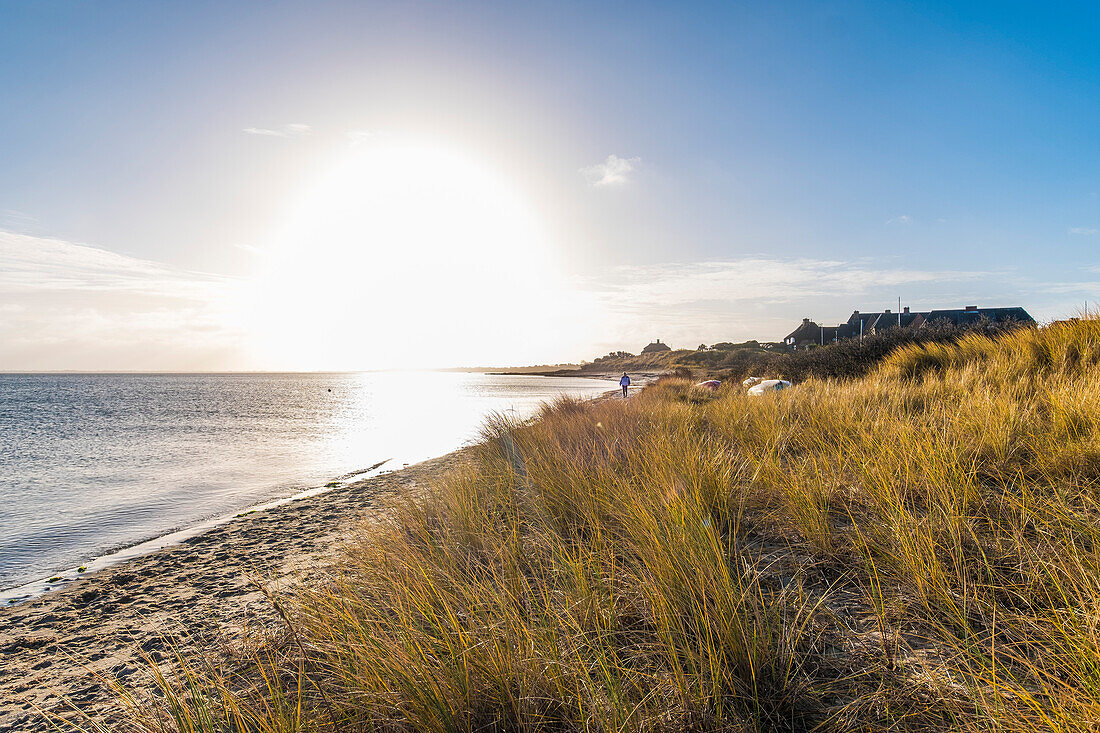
[747,379,792,396]
[742,376,763,387]
[695,380,721,391]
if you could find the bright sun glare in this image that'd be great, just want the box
[248,141,561,369]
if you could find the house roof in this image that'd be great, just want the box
[785,319,852,343]
[784,319,821,342]
[641,340,672,353]
[870,311,924,332]
[845,311,880,330]
[923,307,1035,325]
[785,305,1032,345]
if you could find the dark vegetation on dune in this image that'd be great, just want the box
[89,318,1100,732]
[582,349,694,374]
[578,319,1029,384]
[679,319,1031,383]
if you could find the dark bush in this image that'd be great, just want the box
[594,351,635,362]
[683,320,1036,383]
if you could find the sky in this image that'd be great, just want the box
[2,0,1099,370]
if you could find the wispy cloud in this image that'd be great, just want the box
[580,154,641,186]
[242,123,313,138]
[574,257,1006,349]
[583,258,985,307]
[0,230,245,370]
[1037,280,1100,295]
[4,230,1091,369]
[347,129,382,145]
[1069,227,1098,235]
[574,256,1100,352]
[887,214,912,225]
[0,209,39,229]
[234,243,266,256]
[0,230,234,296]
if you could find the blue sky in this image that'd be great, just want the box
[1,1,1098,369]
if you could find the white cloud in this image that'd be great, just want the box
[887,214,911,225]
[234,243,266,256]
[580,154,641,186]
[0,209,39,229]
[1069,227,1098,235]
[583,258,985,307]
[1039,280,1100,295]
[4,229,1091,369]
[571,257,1100,352]
[0,230,246,370]
[347,129,382,145]
[573,257,1003,349]
[0,230,234,296]
[242,123,313,138]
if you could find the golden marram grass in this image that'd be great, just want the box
[92,317,1100,732]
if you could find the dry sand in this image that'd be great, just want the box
[0,450,467,732]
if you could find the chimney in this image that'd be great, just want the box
[903,306,910,314]
[965,305,978,312]
[853,310,860,315]
[803,318,810,324]
[884,309,891,314]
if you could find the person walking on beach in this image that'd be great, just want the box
[620,372,631,398]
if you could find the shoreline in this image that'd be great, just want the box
[0,449,469,732]
[487,370,667,381]
[0,378,652,731]
[1,375,633,610]
[1,371,620,607]
[0,459,393,606]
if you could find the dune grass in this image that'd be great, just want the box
[111,317,1100,732]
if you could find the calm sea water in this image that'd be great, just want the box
[0,372,612,590]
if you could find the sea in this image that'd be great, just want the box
[0,372,613,594]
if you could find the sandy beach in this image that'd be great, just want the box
[0,450,467,732]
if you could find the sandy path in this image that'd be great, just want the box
[0,450,466,732]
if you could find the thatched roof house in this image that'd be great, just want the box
[784,305,1035,349]
[641,339,672,353]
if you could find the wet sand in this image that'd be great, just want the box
[0,450,467,732]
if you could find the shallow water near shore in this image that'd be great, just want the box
[0,371,612,591]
